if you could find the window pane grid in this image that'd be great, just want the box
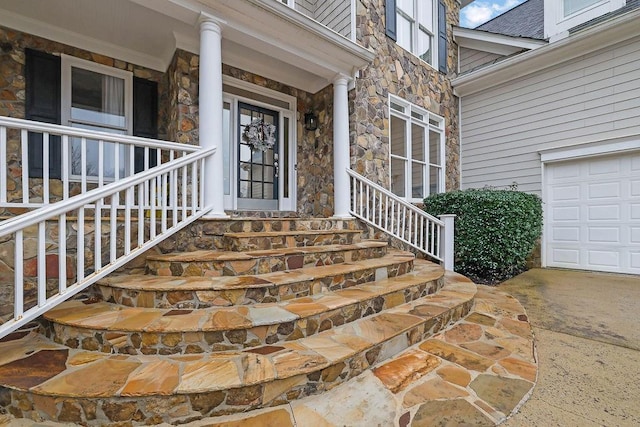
[389,95,444,201]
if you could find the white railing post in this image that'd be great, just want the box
[199,14,228,218]
[333,74,351,218]
[439,214,456,271]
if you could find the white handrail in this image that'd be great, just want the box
[0,148,215,339]
[347,168,454,267]
[0,117,199,208]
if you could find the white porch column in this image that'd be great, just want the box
[333,74,351,218]
[199,15,228,217]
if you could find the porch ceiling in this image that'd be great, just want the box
[0,0,374,93]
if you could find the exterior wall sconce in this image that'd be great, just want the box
[304,111,318,131]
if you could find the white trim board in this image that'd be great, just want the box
[539,134,640,163]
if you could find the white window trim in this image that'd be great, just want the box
[396,0,438,69]
[388,95,445,203]
[60,55,133,182]
[544,0,626,41]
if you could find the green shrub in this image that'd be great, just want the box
[424,189,542,284]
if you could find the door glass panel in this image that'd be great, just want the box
[238,103,278,203]
[223,102,231,195]
[283,117,289,198]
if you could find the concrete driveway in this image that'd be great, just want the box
[498,268,640,426]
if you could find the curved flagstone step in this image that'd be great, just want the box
[145,240,388,277]
[0,273,475,425]
[43,261,444,355]
[177,284,535,427]
[222,229,363,251]
[95,251,416,308]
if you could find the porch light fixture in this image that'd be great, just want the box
[304,111,318,131]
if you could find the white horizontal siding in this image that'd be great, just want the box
[460,47,504,74]
[460,36,640,195]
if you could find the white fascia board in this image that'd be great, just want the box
[539,134,640,163]
[452,8,640,97]
[454,27,547,55]
[0,9,166,71]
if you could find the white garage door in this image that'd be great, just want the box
[545,152,640,274]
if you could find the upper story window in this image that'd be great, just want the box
[544,0,625,41]
[386,0,448,73]
[564,0,602,16]
[280,0,294,7]
[396,0,435,64]
[389,96,445,202]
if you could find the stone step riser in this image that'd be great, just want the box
[146,246,387,277]
[94,259,414,309]
[201,218,364,234]
[223,231,361,251]
[2,298,472,425]
[44,278,442,355]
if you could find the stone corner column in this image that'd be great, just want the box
[332,73,352,219]
[198,14,229,218]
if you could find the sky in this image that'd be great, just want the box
[460,0,527,28]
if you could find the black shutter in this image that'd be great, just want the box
[25,49,61,179]
[133,77,158,173]
[438,0,448,74]
[385,0,397,41]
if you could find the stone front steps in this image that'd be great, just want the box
[43,262,445,354]
[0,218,514,426]
[95,251,415,308]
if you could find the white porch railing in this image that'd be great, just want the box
[347,169,455,270]
[0,116,200,208]
[0,118,214,339]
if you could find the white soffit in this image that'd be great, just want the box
[453,27,547,56]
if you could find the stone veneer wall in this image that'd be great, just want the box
[351,0,460,191]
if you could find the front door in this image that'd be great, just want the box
[237,102,279,210]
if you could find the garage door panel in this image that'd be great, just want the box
[552,163,580,179]
[589,157,621,175]
[545,152,639,274]
[588,227,619,243]
[552,185,580,201]
[589,182,619,198]
[588,250,620,268]
[631,252,640,269]
[553,227,580,242]
[551,248,580,265]
[588,205,619,220]
[553,206,580,220]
